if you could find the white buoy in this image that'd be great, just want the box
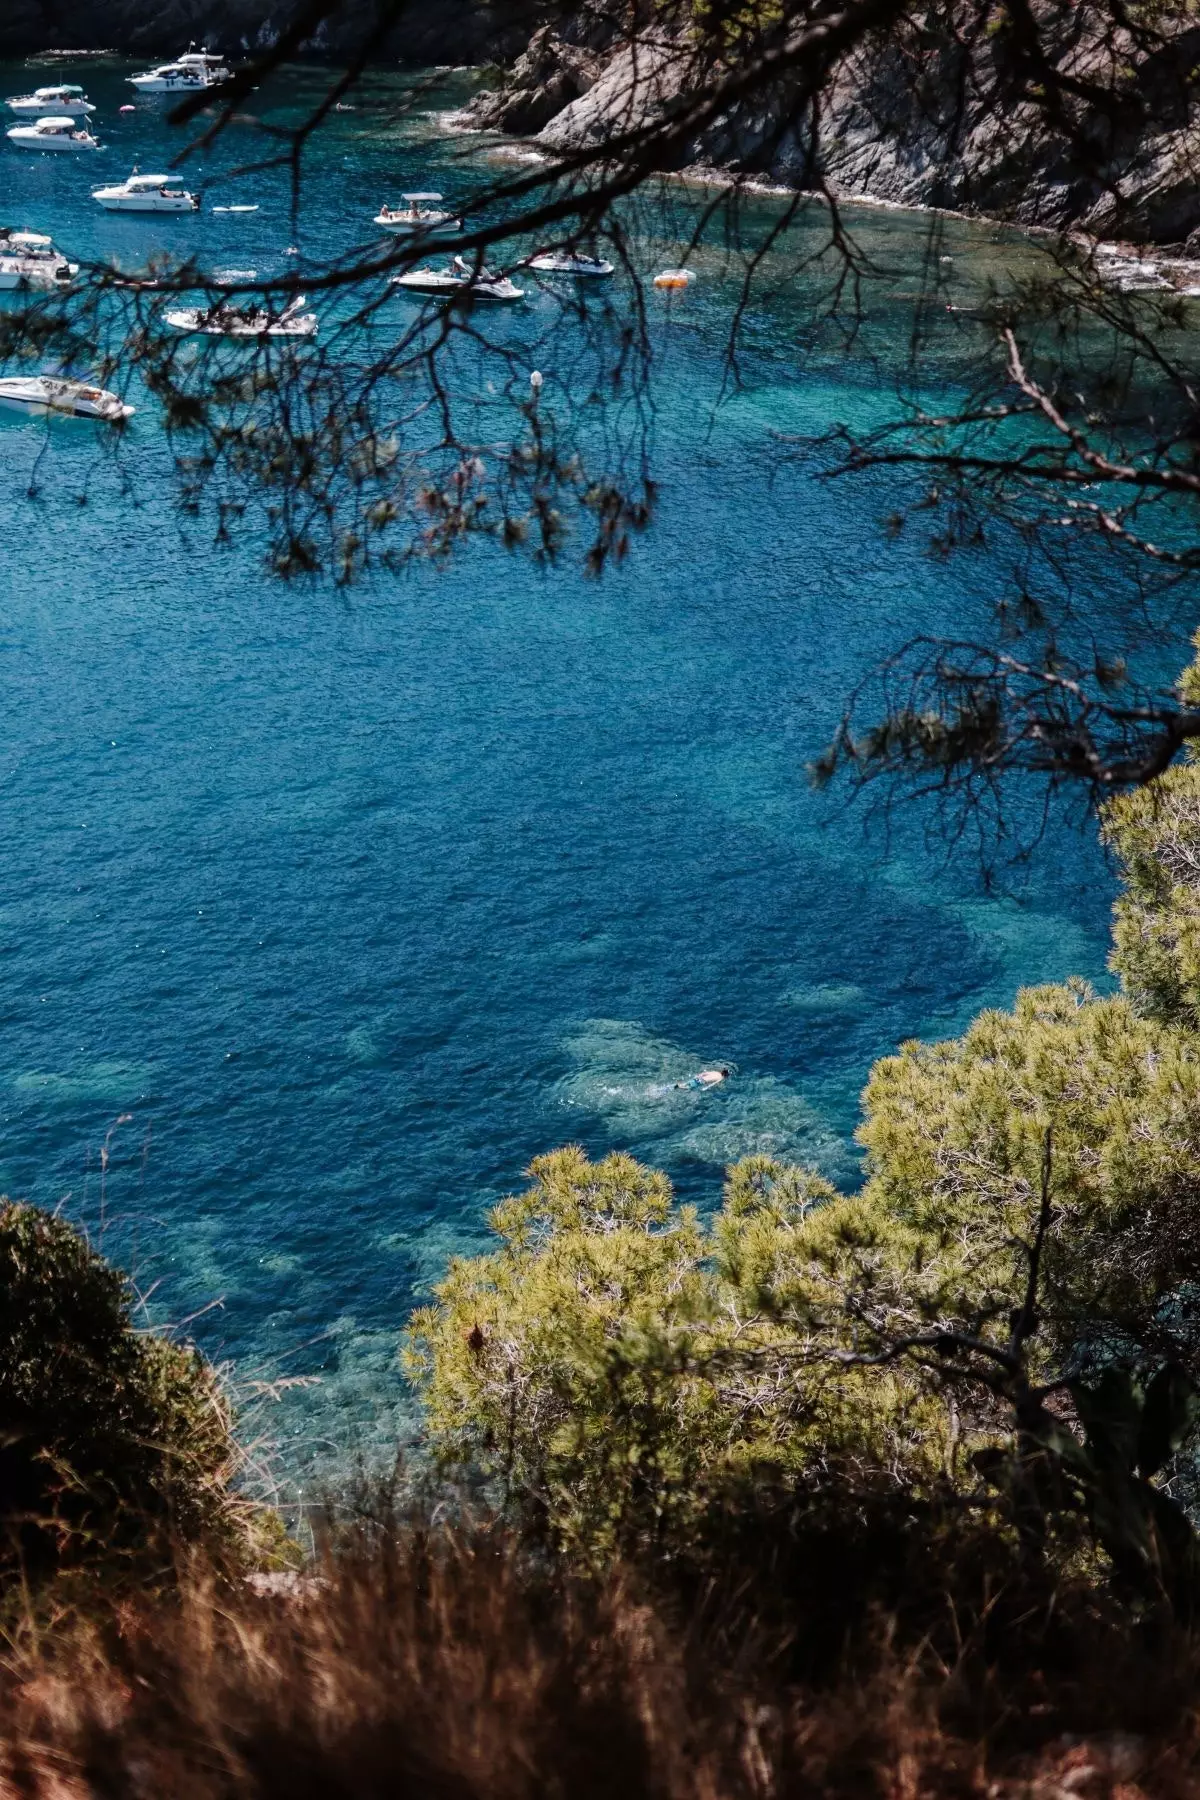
[530,369,543,392]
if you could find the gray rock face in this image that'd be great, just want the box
[533,33,690,150]
[490,8,1200,246]
[465,7,623,135]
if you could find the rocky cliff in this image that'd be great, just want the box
[466,5,1200,247]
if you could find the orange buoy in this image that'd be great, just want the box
[654,268,694,290]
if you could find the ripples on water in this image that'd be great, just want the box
[0,60,1116,1480]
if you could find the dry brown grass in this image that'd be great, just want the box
[5,1524,1200,1800]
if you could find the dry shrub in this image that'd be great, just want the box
[5,1523,1200,1800]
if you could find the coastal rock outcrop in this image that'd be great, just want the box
[463,6,1200,246]
[467,21,609,134]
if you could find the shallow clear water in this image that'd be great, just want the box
[0,58,1116,1480]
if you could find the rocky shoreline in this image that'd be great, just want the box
[463,6,1200,249]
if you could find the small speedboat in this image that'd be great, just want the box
[163,294,318,337]
[391,257,524,303]
[93,171,200,213]
[128,49,231,93]
[0,375,132,420]
[0,229,78,289]
[7,115,101,152]
[6,85,96,119]
[528,250,615,277]
[374,193,460,237]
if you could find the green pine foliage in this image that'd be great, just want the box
[852,981,1200,1375]
[1104,762,1200,1028]
[407,1149,954,1561]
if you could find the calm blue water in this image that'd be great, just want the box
[0,57,1118,1481]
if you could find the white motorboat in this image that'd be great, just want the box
[7,115,101,152]
[391,257,524,303]
[128,49,231,93]
[528,250,615,277]
[163,294,318,337]
[93,171,200,213]
[374,193,460,237]
[6,85,96,119]
[0,375,132,420]
[0,229,78,289]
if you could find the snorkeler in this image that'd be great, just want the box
[675,1068,730,1091]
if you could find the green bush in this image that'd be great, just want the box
[1104,760,1200,1029]
[850,979,1200,1377]
[407,980,1200,1575]
[0,1200,258,1581]
[405,1148,952,1563]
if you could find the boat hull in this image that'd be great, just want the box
[392,274,524,302]
[8,99,95,117]
[0,381,132,420]
[529,256,615,277]
[7,129,98,151]
[164,308,317,337]
[93,193,199,212]
[127,76,211,92]
[375,217,460,237]
[0,263,76,288]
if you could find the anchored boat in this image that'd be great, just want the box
[374,193,461,237]
[128,50,231,93]
[0,376,132,420]
[6,85,96,119]
[93,172,200,213]
[391,257,524,303]
[164,294,318,337]
[528,250,615,277]
[7,115,101,152]
[0,229,78,289]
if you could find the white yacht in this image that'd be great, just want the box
[163,294,318,337]
[93,172,200,213]
[391,257,524,303]
[6,85,96,118]
[373,193,460,237]
[0,229,78,289]
[528,250,615,277]
[0,375,133,420]
[127,50,231,93]
[7,115,101,151]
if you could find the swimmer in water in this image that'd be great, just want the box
[675,1067,730,1091]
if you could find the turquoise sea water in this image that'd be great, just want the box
[0,58,1117,1479]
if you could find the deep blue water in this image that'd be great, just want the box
[0,57,1118,1482]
